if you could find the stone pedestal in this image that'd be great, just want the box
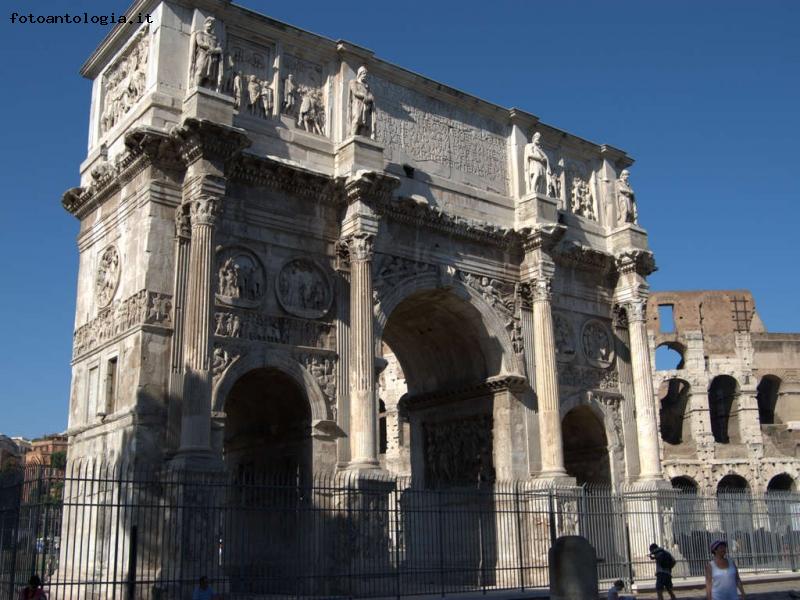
[549,536,597,600]
[518,192,559,225]
[183,86,235,126]
[335,135,384,177]
[608,223,649,254]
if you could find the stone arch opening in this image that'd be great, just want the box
[767,473,794,492]
[562,405,611,485]
[381,286,513,487]
[659,378,691,446]
[655,342,685,371]
[708,375,740,444]
[224,367,312,481]
[221,367,315,596]
[757,375,782,425]
[671,476,699,492]
[716,473,752,537]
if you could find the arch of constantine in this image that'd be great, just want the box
[50,0,800,595]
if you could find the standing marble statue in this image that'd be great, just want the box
[189,16,223,92]
[232,71,242,110]
[282,74,297,115]
[616,169,638,225]
[246,75,262,116]
[524,132,549,195]
[260,80,274,116]
[349,66,375,138]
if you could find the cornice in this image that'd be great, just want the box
[615,248,658,277]
[371,195,521,250]
[520,224,567,253]
[229,153,343,205]
[402,375,527,410]
[62,126,182,218]
[553,240,615,275]
[171,118,251,167]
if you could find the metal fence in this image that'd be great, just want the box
[1,464,799,599]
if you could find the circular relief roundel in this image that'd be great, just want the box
[215,247,266,308]
[276,258,333,319]
[95,245,121,308]
[581,319,615,368]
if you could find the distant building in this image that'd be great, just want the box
[24,434,69,467]
[0,435,21,471]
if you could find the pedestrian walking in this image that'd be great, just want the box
[705,540,746,600]
[649,543,677,600]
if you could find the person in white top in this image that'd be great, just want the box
[705,540,746,600]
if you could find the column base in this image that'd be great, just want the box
[168,446,225,472]
[629,476,670,491]
[535,471,577,487]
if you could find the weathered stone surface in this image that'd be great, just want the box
[549,536,598,600]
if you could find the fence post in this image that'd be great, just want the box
[437,490,444,597]
[548,490,557,548]
[515,484,525,591]
[126,525,137,600]
[6,470,23,600]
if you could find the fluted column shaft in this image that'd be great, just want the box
[531,280,567,476]
[178,194,219,454]
[348,234,378,468]
[167,207,192,451]
[627,300,663,480]
[335,255,352,467]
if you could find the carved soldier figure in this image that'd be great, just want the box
[349,66,375,138]
[297,87,324,134]
[232,71,243,110]
[246,75,262,116]
[616,169,638,225]
[524,132,549,195]
[282,74,297,115]
[260,79,274,116]
[189,16,223,91]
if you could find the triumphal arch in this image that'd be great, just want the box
[63,0,666,492]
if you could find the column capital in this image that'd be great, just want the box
[346,233,375,262]
[625,299,647,323]
[189,195,221,228]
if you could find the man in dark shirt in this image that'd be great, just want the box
[649,543,677,600]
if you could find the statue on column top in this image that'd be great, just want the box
[616,169,638,226]
[524,132,549,196]
[189,16,224,92]
[349,66,376,139]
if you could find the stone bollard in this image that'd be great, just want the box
[549,535,598,600]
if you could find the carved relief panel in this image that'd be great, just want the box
[226,36,275,117]
[566,161,597,221]
[215,247,266,308]
[282,54,327,135]
[95,246,121,308]
[100,27,149,134]
[276,258,333,319]
[553,312,576,363]
[423,414,494,487]
[370,75,509,194]
[581,319,615,368]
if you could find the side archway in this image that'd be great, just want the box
[212,346,330,422]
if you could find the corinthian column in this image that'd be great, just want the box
[174,186,223,467]
[347,233,379,469]
[626,299,663,480]
[530,273,567,477]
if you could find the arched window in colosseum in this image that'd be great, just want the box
[655,342,685,371]
[767,473,794,492]
[756,375,782,425]
[717,474,752,536]
[671,476,698,492]
[659,378,691,445]
[708,375,740,444]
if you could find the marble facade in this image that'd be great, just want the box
[61,0,799,500]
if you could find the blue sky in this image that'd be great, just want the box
[1,0,798,438]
